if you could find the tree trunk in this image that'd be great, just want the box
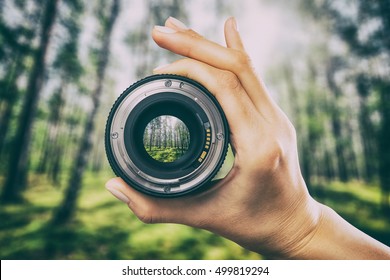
[36,125,51,174]
[0,93,16,156]
[37,83,65,175]
[378,82,390,211]
[344,108,360,179]
[0,54,24,156]
[358,96,377,182]
[326,58,349,182]
[1,0,59,203]
[281,65,313,185]
[49,145,62,185]
[52,0,120,225]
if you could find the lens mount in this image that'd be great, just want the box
[105,74,229,197]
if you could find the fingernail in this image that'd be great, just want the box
[106,184,130,204]
[230,17,239,32]
[153,63,171,72]
[168,16,188,30]
[154,25,177,34]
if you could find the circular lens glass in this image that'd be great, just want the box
[143,115,190,163]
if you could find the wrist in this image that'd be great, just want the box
[216,187,323,259]
[288,203,390,259]
[210,176,324,259]
[261,195,323,259]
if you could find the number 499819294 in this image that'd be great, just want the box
[215,266,269,276]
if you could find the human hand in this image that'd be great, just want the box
[105,16,321,258]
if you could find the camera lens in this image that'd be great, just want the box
[105,74,230,197]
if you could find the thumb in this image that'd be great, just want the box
[105,177,206,225]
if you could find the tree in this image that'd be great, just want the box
[0,0,42,162]
[356,74,378,181]
[325,56,351,182]
[52,0,120,225]
[300,0,390,210]
[1,0,60,202]
[125,0,187,78]
[35,0,84,184]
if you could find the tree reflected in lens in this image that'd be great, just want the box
[143,116,190,162]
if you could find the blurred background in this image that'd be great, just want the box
[0,0,389,259]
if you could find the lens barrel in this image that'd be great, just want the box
[105,74,229,197]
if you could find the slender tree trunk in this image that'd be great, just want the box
[52,0,120,225]
[91,133,104,172]
[378,82,390,211]
[326,58,349,182]
[150,125,155,151]
[1,0,60,202]
[36,125,51,173]
[37,83,65,175]
[48,122,65,185]
[0,54,24,156]
[345,109,360,179]
[358,96,377,182]
[0,95,15,156]
[323,142,336,180]
[49,145,62,185]
[281,65,313,185]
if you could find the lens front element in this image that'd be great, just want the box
[143,115,190,163]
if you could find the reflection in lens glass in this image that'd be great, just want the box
[143,115,190,163]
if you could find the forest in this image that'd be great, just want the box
[0,0,389,259]
[143,116,190,162]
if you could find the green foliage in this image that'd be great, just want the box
[312,180,390,246]
[146,147,186,163]
[0,172,261,260]
[1,173,389,259]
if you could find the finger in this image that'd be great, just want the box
[165,16,189,31]
[153,58,257,134]
[224,17,245,51]
[152,18,275,114]
[105,177,206,226]
[222,18,278,117]
[152,24,240,74]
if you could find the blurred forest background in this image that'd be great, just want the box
[0,0,389,259]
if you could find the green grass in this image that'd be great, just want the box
[0,171,260,260]
[311,180,390,246]
[1,173,389,259]
[146,146,187,162]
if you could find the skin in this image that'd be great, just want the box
[105,17,390,259]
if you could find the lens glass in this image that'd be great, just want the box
[143,115,190,163]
